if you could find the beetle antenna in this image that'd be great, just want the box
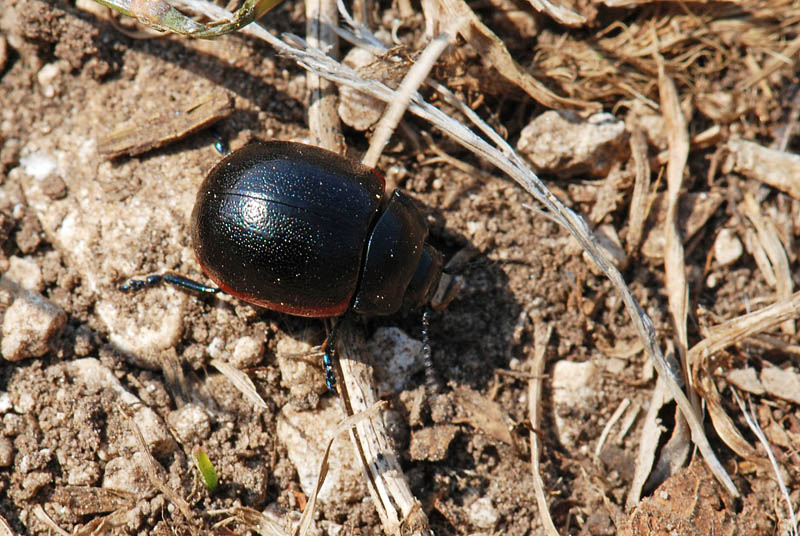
[119,272,221,295]
[421,308,440,393]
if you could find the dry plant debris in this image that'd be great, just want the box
[0,0,800,534]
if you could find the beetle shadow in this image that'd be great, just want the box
[363,223,526,394]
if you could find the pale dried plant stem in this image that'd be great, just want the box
[689,290,800,365]
[594,398,631,460]
[655,38,697,416]
[306,0,343,153]
[336,324,430,535]
[740,193,795,335]
[362,31,453,169]
[625,127,650,253]
[732,390,798,536]
[293,399,393,536]
[31,505,70,536]
[528,323,558,536]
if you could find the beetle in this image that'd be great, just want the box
[122,140,444,391]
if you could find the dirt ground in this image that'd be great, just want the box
[0,0,799,534]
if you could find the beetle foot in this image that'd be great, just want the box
[119,274,165,292]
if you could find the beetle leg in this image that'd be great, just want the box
[119,272,221,296]
[322,321,339,394]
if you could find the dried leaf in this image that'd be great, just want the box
[452,386,514,445]
[436,0,597,110]
[740,193,795,335]
[525,0,586,27]
[210,359,268,410]
[98,93,234,158]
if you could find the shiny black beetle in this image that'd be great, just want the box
[123,141,444,390]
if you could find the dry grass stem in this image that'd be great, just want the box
[293,398,389,535]
[363,32,452,169]
[690,291,800,367]
[625,126,651,254]
[0,515,16,536]
[528,323,558,536]
[525,0,586,26]
[97,93,234,158]
[306,0,343,154]
[627,375,670,509]
[594,398,631,460]
[126,409,196,525]
[724,139,800,201]
[334,325,430,535]
[31,505,70,536]
[740,193,796,335]
[732,390,799,536]
[698,373,758,461]
[433,0,597,110]
[614,403,640,445]
[655,39,695,412]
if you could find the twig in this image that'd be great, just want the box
[362,31,452,169]
[306,0,343,153]
[528,323,558,536]
[654,32,698,419]
[293,399,390,536]
[335,323,431,535]
[594,398,631,460]
[689,291,800,367]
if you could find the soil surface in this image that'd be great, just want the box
[0,0,798,535]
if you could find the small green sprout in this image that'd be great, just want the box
[193,447,219,492]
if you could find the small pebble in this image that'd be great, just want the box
[517,111,628,178]
[14,212,43,254]
[5,256,44,293]
[277,397,365,503]
[337,48,385,131]
[1,288,66,361]
[37,62,61,87]
[0,391,11,413]
[103,452,153,495]
[0,436,14,466]
[67,460,101,486]
[20,471,52,500]
[231,336,265,369]
[409,425,459,462]
[713,228,743,267]
[468,496,500,530]
[552,360,597,447]
[41,173,67,199]
[602,357,627,375]
[760,367,800,405]
[167,403,211,443]
[726,368,765,395]
[366,327,425,395]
